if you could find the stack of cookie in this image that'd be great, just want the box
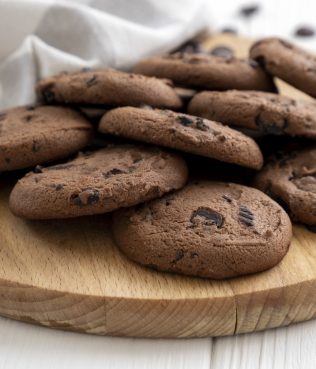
[1,37,315,280]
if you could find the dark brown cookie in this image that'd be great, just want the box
[99,107,263,170]
[9,145,188,219]
[112,181,292,279]
[253,147,316,225]
[250,37,316,97]
[188,90,316,138]
[133,53,276,91]
[0,105,93,171]
[37,69,182,110]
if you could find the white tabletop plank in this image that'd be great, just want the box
[211,320,316,369]
[0,317,212,369]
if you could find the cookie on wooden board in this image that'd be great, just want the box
[253,147,316,225]
[133,53,276,91]
[99,107,263,170]
[0,105,93,171]
[9,145,188,219]
[250,37,316,97]
[188,90,316,138]
[37,69,182,110]
[112,181,292,279]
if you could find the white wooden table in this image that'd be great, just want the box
[2,0,316,368]
[1,316,316,368]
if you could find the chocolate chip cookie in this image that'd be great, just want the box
[0,105,93,171]
[250,37,316,97]
[253,147,316,225]
[99,107,263,170]
[112,181,292,279]
[133,53,276,91]
[188,90,316,138]
[37,69,182,110]
[9,145,188,219]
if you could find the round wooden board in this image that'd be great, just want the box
[1,34,316,338]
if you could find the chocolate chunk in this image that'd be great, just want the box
[222,195,232,203]
[41,89,55,103]
[196,117,209,131]
[86,75,98,87]
[55,184,63,191]
[239,4,260,17]
[24,114,33,122]
[190,207,224,228]
[175,249,184,261]
[294,26,315,37]
[177,115,193,126]
[210,46,234,58]
[239,206,254,226]
[255,115,287,135]
[33,165,43,173]
[32,141,40,152]
[103,168,125,178]
[172,40,202,54]
[221,27,237,34]
[70,188,100,207]
[26,105,36,111]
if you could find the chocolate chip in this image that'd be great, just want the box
[70,188,100,207]
[239,206,254,226]
[177,115,193,127]
[190,252,198,258]
[103,168,125,178]
[81,67,91,72]
[26,105,35,111]
[55,184,63,191]
[190,207,224,228]
[222,195,232,203]
[196,117,209,131]
[172,40,202,54]
[86,75,97,87]
[294,26,315,37]
[210,46,234,58]
[307,225,316,233]
[32,141,40,152]
[175,249,184,261]
[24,114,33,122]
[239,4,260,17]
[255,115,287,135]
[221,27,237,34]
[41,89,55,103]
[33,165,43,173]
[0,112,6,121]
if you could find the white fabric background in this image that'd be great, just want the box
[0,0,211,109]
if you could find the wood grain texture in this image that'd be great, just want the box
[0,34,316,338]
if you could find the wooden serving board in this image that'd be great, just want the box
[1,34,316,338]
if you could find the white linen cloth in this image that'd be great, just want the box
[0,0,210,109]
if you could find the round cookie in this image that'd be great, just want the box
[9,145,188,219]
[112,181,292,279]
[37,69,182,110]
[133,53,276,91]
[253,147,316,225]
[99,107,263,170]
[250,37,316,97]
[188,90,316,138]
[0,105,93,171]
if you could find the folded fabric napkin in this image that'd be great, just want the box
[0,0,210,109]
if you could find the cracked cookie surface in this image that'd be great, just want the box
[99,107,263,170]
[9,145,188,219]
[133,52,275,91]
[188,90,316,138]
[112,181,292,279]
[0,105,93,171]
[253,147,316,225]
[37,69,182,110]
